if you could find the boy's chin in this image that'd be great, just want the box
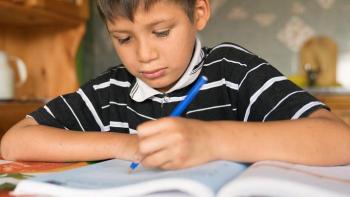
[154,85,172,93]
[142,79,176,92]
[150,83,173,93]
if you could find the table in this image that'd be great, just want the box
[0,159,88,196]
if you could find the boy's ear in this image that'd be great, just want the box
[194,0,211,31]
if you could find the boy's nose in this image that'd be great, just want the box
[137,40,158,63]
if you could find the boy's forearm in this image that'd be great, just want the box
[206,110,350,166]
[1,120,138,162]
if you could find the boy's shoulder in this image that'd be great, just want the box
[101,65,134,79]
[84,64,135,88]
[204,42,265,69]
[205,42,258,64]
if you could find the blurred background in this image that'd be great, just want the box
[0,0,350,133]
[82,0,350,88]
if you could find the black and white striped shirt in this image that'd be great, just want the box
[29,39,327,134]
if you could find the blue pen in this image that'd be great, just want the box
[129,75,208,172]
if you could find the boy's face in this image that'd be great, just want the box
[107,1,209,92]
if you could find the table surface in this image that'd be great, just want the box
[0,159,89,196]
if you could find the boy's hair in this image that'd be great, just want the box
[96,0,196,23]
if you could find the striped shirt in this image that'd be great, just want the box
[29,39,327,134]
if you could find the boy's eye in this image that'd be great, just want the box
[118,36,131,44]
[113,35,131,45]
[153,29,170,37]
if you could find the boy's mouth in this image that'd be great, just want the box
[141,68,166,79]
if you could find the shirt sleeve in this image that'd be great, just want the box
[29,75,110,131]
[236,56,329,122]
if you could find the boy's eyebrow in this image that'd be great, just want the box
[108,29,129,33]
[145,17,175,28]
[109,17,175,33]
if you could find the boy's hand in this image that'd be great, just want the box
[136,117,216,170]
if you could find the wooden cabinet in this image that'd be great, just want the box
[315,94,350,125]
[0,0,89,25]
[0,0,89,99]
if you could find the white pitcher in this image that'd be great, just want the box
[0,51,27,100]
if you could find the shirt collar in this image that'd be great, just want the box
[130,38,206,102]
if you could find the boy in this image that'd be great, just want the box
[1,0,350,170]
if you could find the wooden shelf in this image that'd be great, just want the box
[0,0,89,26]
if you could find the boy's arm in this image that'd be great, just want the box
[137,108,350,169]
[0,118,138,162]
[210,108,350,165]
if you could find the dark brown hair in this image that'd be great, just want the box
[96,0,196,22]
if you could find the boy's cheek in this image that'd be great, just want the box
[115,51,137,70]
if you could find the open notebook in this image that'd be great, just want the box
[12,159,350,197]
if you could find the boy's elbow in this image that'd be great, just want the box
[1,131,15,161]
[1,118,38,161]
[0,126,21,161]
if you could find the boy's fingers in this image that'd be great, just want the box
[138,131,174,155]
[136,121,160,138]
[160,161,177,170]
[132,152,142,162]
[137,117,177,138]
[141,149,171,168]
